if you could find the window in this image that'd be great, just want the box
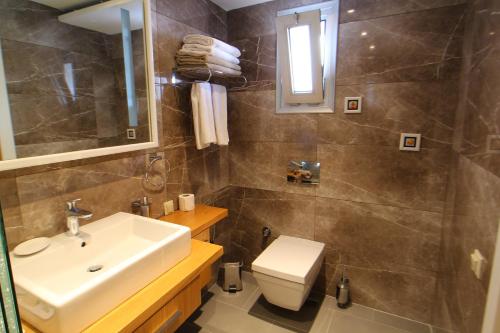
[276,1,339,113]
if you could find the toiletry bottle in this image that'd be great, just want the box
[140,196,151,217]
[336,271,351,309]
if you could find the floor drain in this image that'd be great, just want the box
[87,265,103,273]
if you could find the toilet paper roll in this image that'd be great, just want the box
[178,193,195,211]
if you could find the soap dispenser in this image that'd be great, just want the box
[140,196,151,217]
[336,270,351,309]
[132,197,151,217]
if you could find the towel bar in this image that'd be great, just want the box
[171,67,248,89]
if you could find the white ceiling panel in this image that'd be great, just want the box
[31,0,97,11]
[210,0,273,11]
[58,0,143,35]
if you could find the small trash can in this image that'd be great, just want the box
[221,262,243,293]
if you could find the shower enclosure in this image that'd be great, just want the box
[0,202,21,332]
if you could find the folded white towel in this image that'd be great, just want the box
[176,54,241,71]
[179,45,240,65]
[205,63,242,76]
[211,84,229,146]
[183,34,241,57]
[191,82,216,150]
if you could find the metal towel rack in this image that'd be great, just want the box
[171,67,248,89]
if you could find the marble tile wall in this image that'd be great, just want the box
[0,0,109,155]
[0,0,151,157]
[1,1,497,330]
[432,0,500,332]
[224,0,467,323]
[0,0,230,254]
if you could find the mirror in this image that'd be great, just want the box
[0,0,157,171]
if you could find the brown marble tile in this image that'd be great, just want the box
[155,0,227,41]
[227,1,279,41]
[230,187,316,270]
[453,3,500,178]
[228,90,318,143]
[229,141,317,196]
[200,186,245,261]
[319,81,458,148]
[317,144,450,212]
[443,156,500,327]
[336,5,466,85]
[9,94,98,145]
[315,197,441,274]
[227,0,335,41]
[432,0,500,330]
[339,0,467,23]
[230,34,276,87]
[162,143,230,210]
[0,0,108,58]
[329,265,437,323]
[2,38,96,97]
[0,177,22,232]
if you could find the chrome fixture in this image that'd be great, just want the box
[143,153,168,190]
[131,196,152,217]
[65,199,93,236]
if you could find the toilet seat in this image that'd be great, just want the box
[252,235,325,285]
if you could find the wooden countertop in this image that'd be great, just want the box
[159,205,228,237]
[23,240,223,333]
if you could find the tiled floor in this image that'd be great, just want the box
[177,272,433,333]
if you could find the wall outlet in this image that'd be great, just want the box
[470,249,487,279]
[163,200,174,215]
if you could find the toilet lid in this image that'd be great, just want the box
[252,235,325,284]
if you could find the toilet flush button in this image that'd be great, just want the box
[470,249,487,279]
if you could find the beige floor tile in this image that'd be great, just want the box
[329,311,410,333]
[209,271,261,311]
[194,300,294,333]
[309,297,336,333]
[372,310,431,333]
[190,273,431,333]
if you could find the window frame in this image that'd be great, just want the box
[276,1,339,114]
[277,10,323,104]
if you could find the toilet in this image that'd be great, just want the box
[251,235,325,311]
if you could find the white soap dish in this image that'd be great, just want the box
[13,237,50,256]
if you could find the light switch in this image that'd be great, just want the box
[470,249,487,279]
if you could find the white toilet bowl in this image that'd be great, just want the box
[251,235,325,311]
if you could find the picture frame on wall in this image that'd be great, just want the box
[399,133,421,151]
[344,97,362,113]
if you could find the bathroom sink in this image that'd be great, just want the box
[10,212,191,333]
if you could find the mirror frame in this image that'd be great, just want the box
[0,0,158,172]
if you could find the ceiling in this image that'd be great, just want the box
[31,0,97,11]
[210,0,273,11]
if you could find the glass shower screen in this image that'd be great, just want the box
[0,202,21,332]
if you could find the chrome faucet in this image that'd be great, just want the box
[65,199,93,236]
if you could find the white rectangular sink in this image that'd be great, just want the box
[10,212,191,333]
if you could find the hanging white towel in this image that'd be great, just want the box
[211,84,229,145]
[183,34,241,57]
[191,82,216,150]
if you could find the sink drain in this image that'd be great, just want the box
[87,265,103,273]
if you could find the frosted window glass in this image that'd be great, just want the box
[287,25,313,94]
[320,20,326,66]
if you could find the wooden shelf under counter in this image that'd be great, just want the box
[159,205,228,241]
[23,239,223,333]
